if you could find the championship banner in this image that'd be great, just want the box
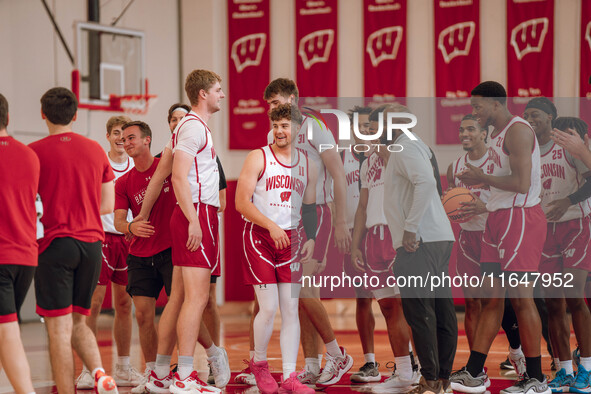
[363,0,407,102]
[580,0,591,130]
[506,0,554,115]
[434,0,480,145]
[296,0,338,104]
[228,0,270,150]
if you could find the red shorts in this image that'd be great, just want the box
[456,230,483,278]
[243,222,303,285]
[363,225,396,290]
[480,205,547,272]
[312,204,332,261]
[539,217,591,274]
[170,203,220,275]
[98,233,129,286]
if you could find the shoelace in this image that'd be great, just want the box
[359,362,377,373]
[323,353,339,376]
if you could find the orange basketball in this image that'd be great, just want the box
[442,187,474,223]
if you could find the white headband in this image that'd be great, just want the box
[172,107,189,115]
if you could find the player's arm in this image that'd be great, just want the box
[459,123,533,194]
[547,162,591,222]
[235,150,290,249]
[137,146,173,220]
[218,189,227,213]
[100,181,115,215]
[351,187,369,272]
[301,160,317,264]
[171,150,201,252]
[446,163,456,189]
[321,149,351,253]
[552,128,591,167]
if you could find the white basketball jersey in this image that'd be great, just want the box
[171,112,220,207]
[453,153,491,231]
[540,142,591,222]
[360,152,387,228]
[295,121,335,205]
[253,145,308,230]
[343,150,361,230]
[486,116,541,211]
[102,156,134,234]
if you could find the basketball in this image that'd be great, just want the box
[442,187,474,223]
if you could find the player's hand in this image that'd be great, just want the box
[125,233,134,242]
[457,163,485,186]
[312,257,327,275]
[269,224,290,250]
[300,239,315,264]
[334,221,352,254]
[129,220,155,238]
[551,128,589,159]
[351,248,366,273]
[545,198,571,222]
[460,194,488,218]
[186,220,202,252]
[402,230,419,253]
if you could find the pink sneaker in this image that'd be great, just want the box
[279,372,315,393]
[249,359,279,394]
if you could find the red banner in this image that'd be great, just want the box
[581,0,591,130]
[506,0,554,115]
[363,0,406,101]
[434,0,480,144]
[295,0,338,101]
[228,0,270,150]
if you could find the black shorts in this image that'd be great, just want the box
[127,248,173,299]
[35,237,102,317]
[0,265,35,323]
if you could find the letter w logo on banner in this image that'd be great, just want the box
[298,29,335,70]
[510,18,549,60]
[231,33,267,73]
[438,22,476,64]
[366,26,404,67]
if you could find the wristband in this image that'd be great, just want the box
[127,222,134,235]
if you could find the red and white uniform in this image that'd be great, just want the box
[29,132,115,254]
[539,141,591,273]
[0,136,40,266]
[169,112,220,272]
[342,150,363,278]
[480,117,546,272]
[98,156,134,286]
[452,153,490,278]
[244,145,308,284]
[360,152,395,290]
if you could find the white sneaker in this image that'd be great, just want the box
[114,364,144,387]
[145,370,173,394]
[509,351,527,378]
[207,347,231,388]
[76,369,94,390]
[373,371,418,393]
[316,346,354,388]
[130,368,151,393]
[296,363,321,388]
[169,371,221,393]
[234,359,257,386]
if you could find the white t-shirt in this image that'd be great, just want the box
[102,156,134,234]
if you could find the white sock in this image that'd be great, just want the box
[509,346,523,358]
[554,358,560,370]
[146,362,156,371]
[178,356,194,380]
[305,357,320,374]
[396,355,413,380]
[92,368,105,379]
[117,356,130,367]
[205,344,220,358]
[560,360,574,375]
[253,284,279,363]
[249,350,255,360]
[318,354,323,365]
[364,353,376,364]
[581,357,591,371]
[325,339,342,358]
[283,363,296,380]
[155,354,171,379]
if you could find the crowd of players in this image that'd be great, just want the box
[1,70,591,394]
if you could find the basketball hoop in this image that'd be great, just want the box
[111,93,158,115]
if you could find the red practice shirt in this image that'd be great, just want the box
[0,136,40,266]
[29,132,115,253]
[115,157,176,257]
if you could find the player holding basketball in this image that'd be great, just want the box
[76,115,143,390]
[451,81,549,394]
[0,93,38,394]
[529,107,591,392]
[30,87,118,394]
[263,78,354,388]
[446,114,490,352]
[143,70,230,394]
[236,103,317,394]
